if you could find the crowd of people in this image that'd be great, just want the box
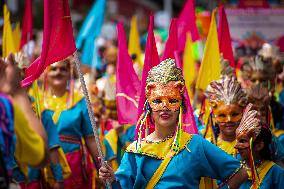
[1,1,284,189]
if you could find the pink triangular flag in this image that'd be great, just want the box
[178,0,200,51]
[21,0,76,87]
[161,18,178,60]
[136,15,160,139]
[116,22,141,125]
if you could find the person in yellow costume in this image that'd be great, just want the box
[0,54,47,187]
[205,59,248,157]
[43,59,99,189]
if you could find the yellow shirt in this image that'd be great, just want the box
[13,103,45,167]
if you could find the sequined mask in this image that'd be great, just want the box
[146,58,185,112]
[147,81,182,112]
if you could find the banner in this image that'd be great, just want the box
[226,8,284,46]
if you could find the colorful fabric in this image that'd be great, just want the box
[161,18,178,61]
[16,110,66,185]
[217,137,237,157]
[217,5,235,67]
[239,161,284,189]
[20,0,33,49]
[104,125,135,170]
[113,134,240,188]
[196,9,220,90]
[116,23,141,125]
[43,91,94,188]
[177,0,200,51]
[44,92,93,153]
[128,15,143,68]
[2,5,17,57]
[13,103,45,167]
[63,150,93,189]
[0,95,15,173]
[21,0,76,87]
[136,15,159,139]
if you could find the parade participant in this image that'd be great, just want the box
[240,55,284,131]
[44,59,99,188]
[205,59,247,157]
[245,84,284,165]
[0,54,47,188]
[235,104,284,189]
[99,59,247,189]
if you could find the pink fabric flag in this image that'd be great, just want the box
[178,0,200,51]
[136,15,160,138]
[161,18,178,61]
[21,0,76,87]
[218,5,235,67]
[174,51,198,134]
[20,0,33,49]
[116,22,141,125]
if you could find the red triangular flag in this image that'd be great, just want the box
[116,22,141,125]
[218,5,235,67]
[161,18,178,60]
[21,0,76,87]
[20,0,33,49]
[136,15,160,138]
[178,0,200,51]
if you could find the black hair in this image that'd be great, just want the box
[254,126,272,160]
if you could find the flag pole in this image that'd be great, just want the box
[73,51,112,189]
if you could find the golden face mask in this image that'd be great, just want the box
[147,81,182,112]
[145,59,185,112]
[214,102,243,124]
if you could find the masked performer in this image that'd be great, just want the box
[240,55,284,131]
[235,104,284,189]
[205,59,247,157]
[99,59,248,189]
[245,84,284,164]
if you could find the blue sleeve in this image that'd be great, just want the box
[198,136,240,181]
[80,98,94,136]
[41,110,60,149]
[272,165,284,189]
[115,152,136,189]
[272,135,284,162]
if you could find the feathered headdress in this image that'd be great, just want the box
[236,103,261,188]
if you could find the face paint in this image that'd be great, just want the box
[147,81,182,112]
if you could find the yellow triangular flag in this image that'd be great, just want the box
[196,9,220,90]
[128,15,143,67]
[2,5,17,57]
[12,22,21,51]
[183,33,196,99]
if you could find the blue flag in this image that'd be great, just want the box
[76,0,106,67]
